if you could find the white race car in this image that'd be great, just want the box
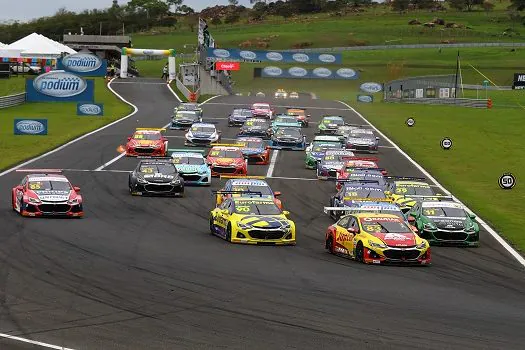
[274,89,288,98]
[185,123,221,147]
[289,91,299,99]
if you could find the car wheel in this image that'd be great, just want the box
[326,237,335,254]
[209,216,215,234]
[355,242,364,263]
[226,224,232,242]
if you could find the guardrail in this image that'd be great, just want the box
[281,42,525,52]
[0,92,26,109]
[385,97,488,108]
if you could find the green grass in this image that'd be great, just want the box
[0,76,26,96]
[0,78,132,170]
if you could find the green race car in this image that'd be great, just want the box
[305,135,345,169]
[407,200,479,246]
[175,102,203,119]
[318,115,345,135]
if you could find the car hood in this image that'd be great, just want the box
[241,148,264,155]
[243,125,265,130]
[238,215,289,229]
[210,158,243,165]
[371,232,416,247]
[431,218,467,230]
[33,190,71,202]
[131,140,158,146]
[319,161,345,169]
[175,164,207,173]
[190,132,213,138]
[173,117,197,122]
[347,137,374,145]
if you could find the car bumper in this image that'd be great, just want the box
[346,144,379,153]
[185,138,216,146]
[210,166,247,177]
[269,141,305,150]
[318,128,338,135]
[170,122,194,129]
[420,230,479,246]
[21,202,84,218]
[178,172,211,185]
[363,246,431,265]
[233,228,295,245]
[126,147,165,157]
[229,119,246,126]
[131,183,184,196]
[238,131,271,139]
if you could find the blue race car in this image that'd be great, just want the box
[328,181,392,219]
[324,201,410,223]
[316,149,355,180]
[269,127,306,150]
[170,110,202,130]
[271,114,302,133]
[170,149,211,185]
[335,169,387,191]
[235,137,271,165]
[228,108,253,126]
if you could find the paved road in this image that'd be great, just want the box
[0,79,524,349]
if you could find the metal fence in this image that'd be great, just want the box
[384,97,488,108]
[0,92,26,109]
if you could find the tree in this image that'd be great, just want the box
[228,0,239,5]
[482,0,495,11]
[392,0,410,12]
[447,0,483,10]
[510,0,525,10]
[178,4,194,14]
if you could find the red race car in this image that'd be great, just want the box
[251,103,274,119]
[206,145,248,177]
[125,128,168,157]
[235,137,270,165]
[12,169,84,218]
[335,157,387,191]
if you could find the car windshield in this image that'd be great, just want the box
[209,149,242,158]
[422,206,466,218]
[139,164,176,174]
[323,118,344,125]
[244,120,268,127]
[237,140,263,149]
[179,104,199,111]
[395,184,434,196]
[347,173,386,186]
[172,156,204,165]
[253,104,270,110]
[344,188,386,199]
[275,116,297,124]
[350,131,375,140]
[231,185,273,196]
[234,201,281,215]
[28,180,71,191]
[312,142,341,152]
[191,126,215,133]
[133,133,161,140]
[323,154,346,162]
[360,219,410,233]
[233,110,252,117]
[287,110,304,116]
[175,112,197,119]
[276,128,301,137]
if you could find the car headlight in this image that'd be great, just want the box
[152,144,160,148]
[186,132,193,138]
[171,179,181,184]
[424,223,437,231]
[137,177,147,184]
[415,241,427,249]
[68,198,79,205]
[238,222,250,230]
[368,240,387,249]
[465,224,476,233]
[28,197,41,204]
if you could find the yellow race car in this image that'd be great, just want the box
[385,177,448,213]
[324,213,431,265]
[209,197,296,245]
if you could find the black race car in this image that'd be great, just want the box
[129,160,184,197]
[268,127,306,150]
[170,110,202,130]
[176,103,203,118]
[238,118,272,139]
[228,108,253,126]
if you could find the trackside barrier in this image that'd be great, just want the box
[384,97,488,108]
[0,92,26,109]
[487,98,493,109]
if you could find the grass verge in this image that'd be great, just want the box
[0,76,26,96]
[0,78,132,170]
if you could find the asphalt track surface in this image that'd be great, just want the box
[0,78,524,350]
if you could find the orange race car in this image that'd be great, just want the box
[125,128,168,157]
[206,144,248,177]
[286,108,310,127]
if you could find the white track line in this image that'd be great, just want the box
[166,81,183,102]
[111,81,167,85]
[337,100,525,268]
[0,333,76,350]
[268,176,317,181]
[199,95,221,106]
[266,150,279,178]
[64,169,130,173]
[0,78,137,178]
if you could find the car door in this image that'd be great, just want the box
[14,176,27,211]
[334,216,357,255]
[214,200,231,234]
[409,203,424,230]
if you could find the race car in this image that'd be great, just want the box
[324,213,431,265]
[209,197,295,245]
[250,103,274,119]
[345,128,380,153]
[336,169,387,191]
[408,200,479,246]
[274,89,288,98]
[215,178,283,209]
[337,157,387,177]
[228,108,253,126]
[235,137,270,165]
[316,149,355,180]
[170,149,211,186]
[318,116,345,135]
[206,144,248,177]
[305,135,345,169]
[185,123,221,146]
[12,169,83,218]
[384,177,444,213]
[125,128,168,157]
[238,118,272,139]
[271,114,302,133]
[289,91,299,99]
[129,159,184,196]
[328,181,392,219]
[269,127,306,150]
[175,102,203,119]
[170,110,202,130]
[286,108,310,127]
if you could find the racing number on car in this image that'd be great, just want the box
[424,209,436,215]
[325,156,335,161]
[134,134,144,139]
[364,225,382,232]
[346,192,358,197]
[29,183,41,190]
[210,151,220,156]
[142,167,154,173]
[172,158,181,164]
[396,188,408,193]
[236,206,250,212]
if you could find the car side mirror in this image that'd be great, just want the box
[73,186,81,192]
[384,191,391,195]
[469,213,476,220]
[407,215,416,223]
[282,210,290,216]
[274,191,282,197]
[127,137,131,141]
[16,185,23,191]
[221,209,229,215]
[376,137,380,141]
[347,227,359,234]
[307,115,311,118]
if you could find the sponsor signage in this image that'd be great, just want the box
[14,119,48,135]
[57,53,107,76]
[26,70,95,102]
[360,82,383,93]
[513,73,525,89]
[215,61,240,71]
[77,103,104,116]
[357,94,373,103]
[260,66,358,80]
[207,48,342,64]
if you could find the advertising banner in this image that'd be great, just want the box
[357,95,373,103]
[26,70,95,102]
[259,66,358,80]
[215,61,240,71]
[208,48,342,65]
[513,73,525,89]
[14,119,48,135]
[57,53,107,76]
[360,82,383,93]
[77,103,104,116]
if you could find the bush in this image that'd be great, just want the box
[211,17,222,25]
[224,13,240,24]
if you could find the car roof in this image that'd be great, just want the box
[171,152,204,158]
[210,146,241,151]
[27,174,68,181]
[421,201,463,209]
[236,137,263,142]
[229,179,268,186]
[354,213,403,220]
[394,181,430,186]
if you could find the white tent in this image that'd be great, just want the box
[7,32,76,58]
[0,42,6,48]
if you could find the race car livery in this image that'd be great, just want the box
[12,170,84,218]
[271,115,302,133]
[269,127,306,150]
[305,136,345,169]
[335,125,358,139]
[251,103,274,119]
[228,108,253,126]
[318,116,345,134]
[408,201,479,246]
[325,214,431,265]
[209,197,295,245]
[385,178,443,213]
[175,102,203,118]
[286,108,310,127]
[170,149,211,186]
[274,89,288,98]
[125,128,168,157]
[336,157,387,178]
[206,145,247,177]
[215,178,283,209]
[129,159,184,196]
[185,123,221,146]
[336,169,387,191]
[170,110,202,130]
[235,137,270,165]
[345,128,379,153]
[316,149,355,180]
[238,118,272,139]
[289,91,299,99]
[328,182,391,219]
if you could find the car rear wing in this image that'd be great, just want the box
[385,176,426,181]
[399,194,455,200]
[16,168,62,173]
[220,175,266,179]
[342,156,379,162]
[212,190,263,196]
[137,156,172,160]
[335,179,381,184]
[323,206,401,214]
[210,143,245,148]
